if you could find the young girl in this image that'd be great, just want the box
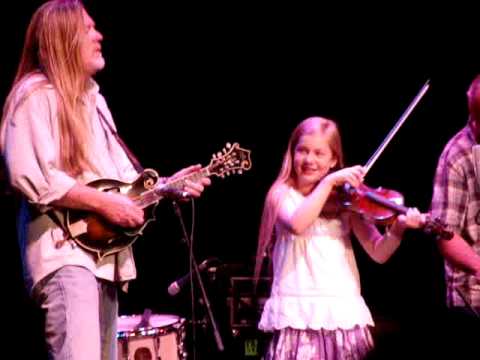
[255,116,425,359]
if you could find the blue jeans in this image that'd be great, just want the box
[33,266,118,360]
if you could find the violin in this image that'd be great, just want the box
[332,79,452,241]
[338,183,453,240]
[339,183,403,225]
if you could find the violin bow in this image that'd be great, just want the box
[364,79,430,174]
[343,79,453,240]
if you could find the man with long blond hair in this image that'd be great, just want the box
[0,1,209,359]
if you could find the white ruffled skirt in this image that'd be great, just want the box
[259,294,374,331]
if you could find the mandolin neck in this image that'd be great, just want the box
[162,167,210,192]
[135,167,210,208]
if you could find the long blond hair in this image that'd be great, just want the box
[1,0,97,176]
[254,116,344,282]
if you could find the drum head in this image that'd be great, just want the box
[118,314,180,333]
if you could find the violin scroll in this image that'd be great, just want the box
[423,216,453,241]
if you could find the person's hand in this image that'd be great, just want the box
[324,165,365,188]
[169,164,211,198]
[97,191,144,228]
[395,207,426,230]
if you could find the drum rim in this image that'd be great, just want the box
[117,315,185,340]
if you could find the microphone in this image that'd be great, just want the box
[167,259,210,296]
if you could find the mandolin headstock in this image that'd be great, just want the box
[207,142,252,178]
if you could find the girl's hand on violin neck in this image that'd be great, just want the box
[395,208,426,230]
[324,165,366,188]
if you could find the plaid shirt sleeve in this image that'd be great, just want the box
[430,154,468,234]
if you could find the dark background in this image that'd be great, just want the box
[2,2,479,359]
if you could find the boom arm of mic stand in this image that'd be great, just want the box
[172,201,225,352]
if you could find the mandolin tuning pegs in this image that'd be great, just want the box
[217,152,222,158]
[226,142,231,148]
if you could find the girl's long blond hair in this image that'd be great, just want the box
[253,116,344,283]
[1,0,98,176]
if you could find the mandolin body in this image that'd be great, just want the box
[65,169,160,260]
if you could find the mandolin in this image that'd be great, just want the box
[65,142,252,260]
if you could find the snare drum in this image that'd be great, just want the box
[117,313,186,360]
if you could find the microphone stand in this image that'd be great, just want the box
[171,200,225,352]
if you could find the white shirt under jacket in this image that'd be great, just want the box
[1,72,138,291]
[259,186,374,331]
